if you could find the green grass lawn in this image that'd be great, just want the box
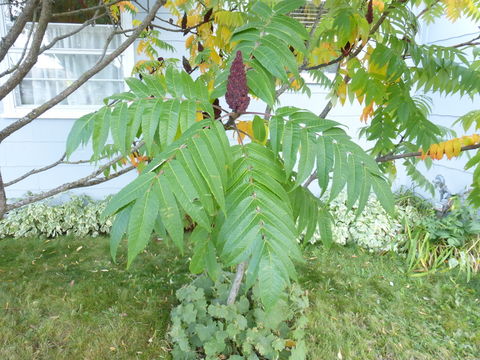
[0,236,479,359]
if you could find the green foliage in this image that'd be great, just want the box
[67,0,480,309]
[404,199,480,280]
[168,272,308,360]
[0,195,112,239]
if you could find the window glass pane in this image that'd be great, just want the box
[12,23,123,50]
[8,53,124,106]
[5,8,127,107]
[15,80,124,106]
[10,53,123,80]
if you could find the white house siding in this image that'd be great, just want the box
[0,4,478,201]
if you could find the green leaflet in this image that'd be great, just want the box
[316,136,334,195]
[273,0,305,14]
[155,176,184,252]
[102,172,156,219]
[179,100,197,132]
[371,174,395,216]
[296,130,316,185]
[125,77,150,98]
[258,250,289,310]
[142,99,161,152]
[253,45,288,82]
[164,161,211,230]
[109,206,131,263]
[66,112,96,157]
[282,121,301,179]
[92,106,111,156]
[110,102,129,153]
[329,143,348,201]
[189,226,209,274]
[127,184,160,267]
[158,99,181,148]
[142,74,166,97]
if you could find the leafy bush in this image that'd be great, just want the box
[311,193,421,252]
[0,195,112,239]
[404,198,480,279]
[168,273,308,360]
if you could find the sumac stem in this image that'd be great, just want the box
[227,261,247,305]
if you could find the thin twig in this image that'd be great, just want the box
[227,262,247,305]
[5,141,144,212]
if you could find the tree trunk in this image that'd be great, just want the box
[0,170,7,220]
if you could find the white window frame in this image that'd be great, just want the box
[0,5,134,119]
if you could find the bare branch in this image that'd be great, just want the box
[0,0,52,101]
[4,153,66,187]
[4,141,144,212]
[0,6,37,78]
[0,0,38,63]
[6,165,135,212]
[0,0,166,143]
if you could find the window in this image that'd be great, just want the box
[0,1,134,118]
[289,2,325,27]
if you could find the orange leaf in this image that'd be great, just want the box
[360,102,374,123]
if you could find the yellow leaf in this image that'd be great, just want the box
[435,141,446,160]
[137,40,146,55]
[461,135,474,146]
[185,34,195,49]
[428,143,439,160]
[195,111,204,122]
[337,82,347,105]
[453,138,462,157]
[444,140,454,159]
[236,121,253,143]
